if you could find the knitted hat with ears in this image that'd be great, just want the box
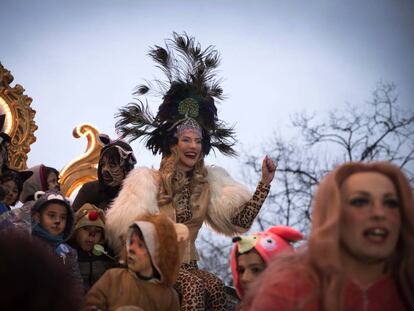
[96,134,136,190]
[230,225,304,298]
[97,134,137,170]
[74,203,105,231]
[31,190,74,240]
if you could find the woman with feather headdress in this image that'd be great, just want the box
[105,32,276,311]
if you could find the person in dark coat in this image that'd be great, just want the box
[72,134,136,212]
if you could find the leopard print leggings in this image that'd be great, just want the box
[174,261,227,311]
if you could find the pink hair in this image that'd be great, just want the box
[243,161,414,310]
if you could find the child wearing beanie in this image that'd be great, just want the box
[68,203,114,291]
[30,190,83,294]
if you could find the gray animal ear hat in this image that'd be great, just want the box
[97,134,137,171]
[31,190,74,240]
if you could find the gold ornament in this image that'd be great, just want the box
[60,124,102,198]
[0,63,37,170]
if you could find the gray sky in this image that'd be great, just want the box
[1,0,413,178]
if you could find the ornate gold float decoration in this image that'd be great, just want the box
[60,124,102,198]
[0,63,37,170]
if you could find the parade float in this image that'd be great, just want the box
[0,63,101,198]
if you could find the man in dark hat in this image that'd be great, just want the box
[72,134,136,212]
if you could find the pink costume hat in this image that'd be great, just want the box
[230,225,303,298]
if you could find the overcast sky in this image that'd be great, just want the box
[1,0,413,179]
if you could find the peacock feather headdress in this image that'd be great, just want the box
[115,32,236,156]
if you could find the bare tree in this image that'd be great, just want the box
[197,81,414,284]
[243,81,414,234]
[196,229,233,283]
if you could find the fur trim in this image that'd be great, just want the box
[205,166,252,235]
[105,167,160,253]
[106,165,252,253]
[122,214,183,286]
[142,214,181,286]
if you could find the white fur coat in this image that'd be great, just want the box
[105,166,252,253]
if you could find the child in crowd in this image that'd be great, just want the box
[20,164,60,203]
[0,169,33,213]
[231,226,303,300]
[82,213,188,311]
[68,203,114,291]
[31,190,83,290]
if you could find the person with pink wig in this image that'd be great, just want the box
[241,161,414,311]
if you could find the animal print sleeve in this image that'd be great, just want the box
[230,181,270,228]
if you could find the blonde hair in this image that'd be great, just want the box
[157,145,208,212]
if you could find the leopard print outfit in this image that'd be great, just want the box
[175,178,192,223]
[230,181,271,228]
[174,180,270,311]
[175,261,226,311]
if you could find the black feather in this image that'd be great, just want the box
[115,102,156,142]
[116,32,236,156]
[134,84,150,95]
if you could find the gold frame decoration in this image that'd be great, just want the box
[0,63,37,170]
[60,123,103,198]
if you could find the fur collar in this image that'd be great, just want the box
[105,165,252,254]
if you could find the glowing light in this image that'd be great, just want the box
[0,96,13,134]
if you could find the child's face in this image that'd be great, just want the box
[237,251,266,294]
[127,230,153,276]
[46,172,59,191]
[37,203,67,236]
[75,226,103,252]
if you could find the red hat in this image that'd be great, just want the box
[230,226,303,298]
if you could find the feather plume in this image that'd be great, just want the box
[116,32,237,156]
[115,102,156,142]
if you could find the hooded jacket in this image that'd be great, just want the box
[19,164,59,203]
[72,138,136,212]
[82,214,185,311]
